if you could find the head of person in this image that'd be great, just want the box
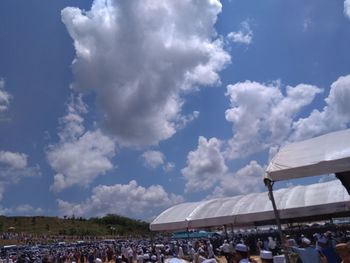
[235,244,248,260]
[335,243,350,263]
[286,238,297,247]
[260,250,273,263]
[301,237,311,247]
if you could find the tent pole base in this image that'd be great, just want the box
[265,179,290,263]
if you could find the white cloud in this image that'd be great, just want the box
[345,0,350,19]
[163,162,175,172]
[0,151,27,169]
[142,150,175,172]
[57,180,184,218]
[142,150,165,168]
[209,161,265,198]
[14,204,43,215]
[0,78,11,113]
[47,95,116,192]
[62,0,230,147]
[0,204,43,216]
[181,136,228,192]
[302,18,312,32]
[175,111,200,130]
[0,151,40,201]
[224,80,322,159]
[227,21,253,45]
[290,74,350,142]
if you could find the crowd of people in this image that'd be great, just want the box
[2,226,350,263]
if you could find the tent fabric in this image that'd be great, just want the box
[265,128,350,182]
[150,180,350,231]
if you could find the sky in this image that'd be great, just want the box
[0,0,350,221]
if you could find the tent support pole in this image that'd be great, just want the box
[265,179,290,263]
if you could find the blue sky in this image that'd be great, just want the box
[0,0,350,221]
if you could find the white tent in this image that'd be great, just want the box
[265,128,350,182]
[150,180,350,231]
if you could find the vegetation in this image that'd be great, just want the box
[0,214,150,237]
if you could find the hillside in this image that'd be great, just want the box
[0,214,150,238]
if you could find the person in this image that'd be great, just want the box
[178,245,184,259]
[336,243,350,263]
[207,241,214,259]
[317,235,339,263]
[267,237,277,255]
[222,240,232,263]
[289,237,322,263]
[234,244,257,263]
[256,239,263,254]
[260,250,273,263]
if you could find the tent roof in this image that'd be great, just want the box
[265,129,350,182]
[150,180,350,231]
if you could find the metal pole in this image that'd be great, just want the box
[265,178,290,263]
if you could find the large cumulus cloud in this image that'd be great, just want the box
[181,136,228,192]
[209,161,265,198]
[62,0,230,147]
[47,95,116,192]
[224,81,322,159]
[57,180,184,219]
[291,74,350,141]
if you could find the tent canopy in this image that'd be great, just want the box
[265,128,350,182]
[150,180,350,231]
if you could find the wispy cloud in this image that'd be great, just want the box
[345,0,350,19]
[0,78,11,113]
[227,21,253,45]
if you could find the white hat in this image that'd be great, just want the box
[151,255,157,260]
[301,237,311,245]
[95,258,102,263]
[235,244,248,252]
[286,239,296,247]
[260,250,273,259]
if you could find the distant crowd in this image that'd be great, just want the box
[1,225,350,263]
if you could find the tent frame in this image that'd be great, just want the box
[264,178,291,263]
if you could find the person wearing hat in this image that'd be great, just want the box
[317,234,338,263]
[233,244,257,263]
[260,250,273,263]
[287,236,323,263]
[335,242,350,263]
[222,240,233,263]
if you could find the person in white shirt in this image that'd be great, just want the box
[207,241,214,259]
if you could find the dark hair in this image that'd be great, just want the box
[237,251,248,258]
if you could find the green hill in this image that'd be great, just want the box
[0,214,150,239]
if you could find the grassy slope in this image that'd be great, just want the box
[0,214,150,237]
